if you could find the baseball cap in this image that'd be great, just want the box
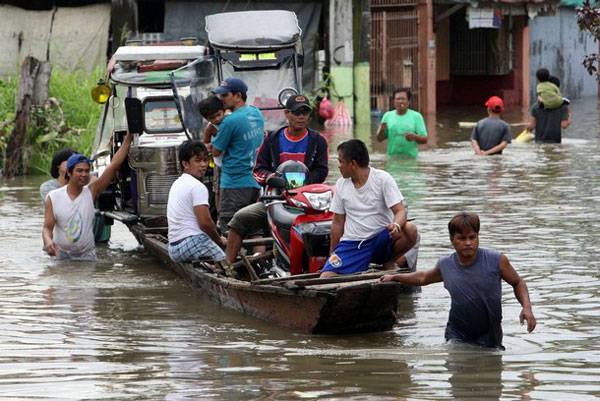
[485,96,504,113]
[66,153,93,170]
[212,78,248,95]
[285,94,312,112]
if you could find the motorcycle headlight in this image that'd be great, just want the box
[289,198,308,208]
[304,191,332,211]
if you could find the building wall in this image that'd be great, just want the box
[0,3,110,76]
[529,7,598,101]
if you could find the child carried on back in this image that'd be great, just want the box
[536,68,569,110]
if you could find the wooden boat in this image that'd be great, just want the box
[131,225,416,335]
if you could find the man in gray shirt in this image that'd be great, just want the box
[381,212,536,349]
[471,96,512,156]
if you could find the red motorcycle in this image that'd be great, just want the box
[262,161,334,275]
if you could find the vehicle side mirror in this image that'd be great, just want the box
[125,98,144,134]
[266,175,286,189]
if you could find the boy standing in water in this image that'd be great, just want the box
[471,96,512,156]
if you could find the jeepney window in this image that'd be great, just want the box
[221,54,297,131]
[143,97,183,133]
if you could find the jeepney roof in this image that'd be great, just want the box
[113,46,206,61]
[108,45,208,88]
[206,10,301,50]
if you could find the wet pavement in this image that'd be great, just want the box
[0,97,599,400]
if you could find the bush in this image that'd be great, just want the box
[0,68,103,176]
[0,77,17,158]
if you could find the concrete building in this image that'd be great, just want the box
[528,0,598,102]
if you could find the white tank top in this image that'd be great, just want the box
[48,185,96,260]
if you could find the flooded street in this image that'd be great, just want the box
[1,98,600,400]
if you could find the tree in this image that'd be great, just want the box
[3,57,51,178]
[577,0,600,79]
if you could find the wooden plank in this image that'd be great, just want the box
[283,271,392,288]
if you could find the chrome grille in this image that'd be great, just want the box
[146,174,179,204]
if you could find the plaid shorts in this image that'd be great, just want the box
[168,234,225,263]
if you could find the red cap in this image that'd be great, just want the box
[485,96,504,113]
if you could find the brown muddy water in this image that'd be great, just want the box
[1,98,599,400]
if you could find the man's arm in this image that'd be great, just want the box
[405,113,428,144]
[481,141,508,156]
[528,115,536,132]
[329,213,345,253]
[211,118,235,158]
[386,202,408,235]
[203,123,218,144]
[307,135,329,184]
[42,197,58,256]
[405,133,428,144]
[194,205,226,248]
[471,139,484,155]
[89,132,133,200]
[499,254,536,333]
[376,123,388,142]
[252,135,274,186]
[380,265,443,285]
[561,106,571,129]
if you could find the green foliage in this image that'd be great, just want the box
[0,77,17,155]
[577,1,600,79]
[0,68,103,176]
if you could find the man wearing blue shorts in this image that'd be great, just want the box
[167,140,226,263]
[320,139,418,277]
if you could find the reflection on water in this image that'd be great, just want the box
[1,97,599,399]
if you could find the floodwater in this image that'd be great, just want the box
[1,98,600,400]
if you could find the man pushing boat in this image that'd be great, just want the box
[381,212,537,349]
[320,139,418,278]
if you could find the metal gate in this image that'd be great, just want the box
[370,1,420,112]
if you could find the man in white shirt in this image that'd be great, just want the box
[320,139,418,277]
[167,140,226,263]
[42,133,133,260]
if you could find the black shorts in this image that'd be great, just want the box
[218,187,260,232]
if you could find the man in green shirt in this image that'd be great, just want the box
[376,88,428,157]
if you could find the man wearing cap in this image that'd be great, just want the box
[211,77,265,232]
[42,133,133,260]
[471,96,512,156]
[376,88,428,158]
[224,94,329,263]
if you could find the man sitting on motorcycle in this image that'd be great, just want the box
[320,139,418,277]
[224,94,329,263]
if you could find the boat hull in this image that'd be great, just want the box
[133,225,413,334]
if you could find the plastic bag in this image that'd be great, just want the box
[318,96,334,120]
[515,128,534,143]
